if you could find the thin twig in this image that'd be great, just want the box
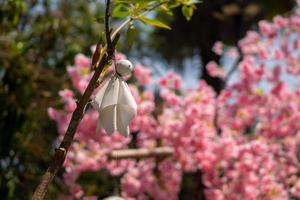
[141,0,169,16]
[224,46,243,85]
[111,18,132,39]
[105,0,112,51]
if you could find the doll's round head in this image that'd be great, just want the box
[116,59,134,77]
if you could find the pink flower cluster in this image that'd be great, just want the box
[50,3,300,200]
[206,61,225,78]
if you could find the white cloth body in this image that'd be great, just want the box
[92,75,137,136]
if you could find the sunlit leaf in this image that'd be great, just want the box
[189,0,202,4]
[112,4,130,18]
[101,31,106,46]
[139,16,171,30]
[182,5,194,21]
[114,0,155,4]
[159,4,173,16]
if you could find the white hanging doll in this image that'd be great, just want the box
[92,59,137,136]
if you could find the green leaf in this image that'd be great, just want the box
[139,16,171,30]
[101,31,106,46]
[182,5,194,21]
[189,0,202,4]
[115,0,155,3]
[112,4,130,18]
[159,4,173,16]
[127,24,138,49]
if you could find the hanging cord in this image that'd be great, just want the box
[112,51,117,76]
[112,51,122,78]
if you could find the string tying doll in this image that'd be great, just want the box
[92,59,137,136]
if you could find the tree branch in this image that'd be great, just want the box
[109,147,174,160]
[32,1,116,199]
[193,170,206,200]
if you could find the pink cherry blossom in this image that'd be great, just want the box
[158,71,182,90]
[49,3,300,199]
[75,53,91,68]
[212,41,224,55]
[206,61,225,78]
[134,64,152,86]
